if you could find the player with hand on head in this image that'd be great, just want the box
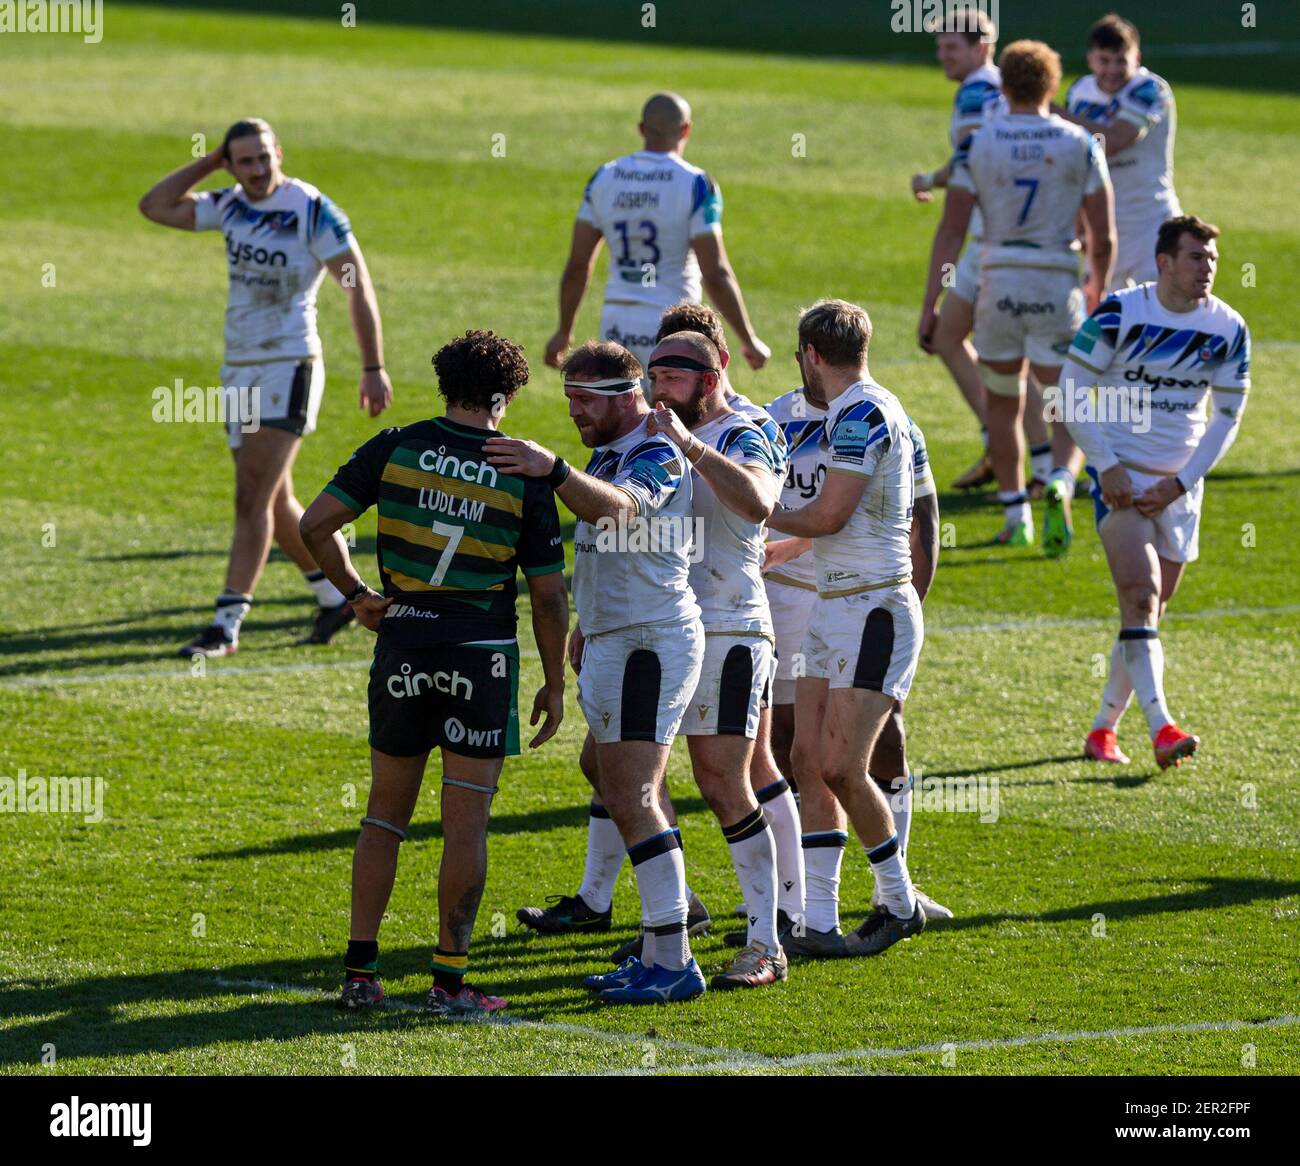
[298,330,568,1016]
[767,300,929,958]
[487,342,709,1005]
[1058,13,1181,293]
[545,92,768,382]
[1062,216,1250,770]
[923,39,1115,557]
[139,117,393,657]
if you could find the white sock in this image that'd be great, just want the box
[724,809,779,951]
[1048,465,1077,499]
[212,591,251,638]
[867,834,916,919]
[304,569,345,608]
[756,780,805,921]
[1092,639,1134,731]
[802,831,847,932]
[577,802,624,913]
[877,775,913,859]
[628,831,688,970]
[1029,442,1052,483]
[998,491,1030,526]
[1120,627,1173,737]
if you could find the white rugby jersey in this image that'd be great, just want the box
[950,62,1004,240]
[813,380,916,595]
[687,411,780,634]
[951,112,1109,273]
[1064,284,1251,475]
[575,150,722,311]
[193,177,356,364]
[572,416,700,635]
[1066,68,1180,233]
[726,388,787,480]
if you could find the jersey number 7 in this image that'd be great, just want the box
[1014,177,1039,226]
[429,521,465,586]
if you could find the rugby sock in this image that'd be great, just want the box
[1029,441,1052,483]
[304,568,345,608]
[1120,626,1174,737]
[867,834,917,920]
[998,490,1030,527]
[802,831,848,933]
[1092,639,1135,731]
[430,947,468,994]
[873,773,914,859]
[344,939,378,982]
[627,830,689,970]
[212,591,251,638]
[722,809,779,951]
[576,802,624,914]
[1048,465,1077,499]
[756,779,805,921]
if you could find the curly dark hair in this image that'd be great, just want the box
[432,330,530,411]
[657,300,727,351]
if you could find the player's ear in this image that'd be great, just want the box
[719,348,730,371]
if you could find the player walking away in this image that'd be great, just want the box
[767,300,928,958]
[924,40,1115,557]
[1059,14,1180,293]
[764,395,950,956]
[139,118,394,656]
[486,342,710,1005]
[298,331,569,1016]
[641,332,787,989]
[544,92,769,384]
[1062,216,1249,770]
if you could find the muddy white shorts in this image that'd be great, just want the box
[802,582,924,701]
[219,357,324,449]
[974,266,1085,374]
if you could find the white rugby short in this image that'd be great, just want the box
[1107,220,1165,293]
[1086,465,1204,564]
[600,302,662,385]
[680,632,774,738]
[974,266,1085,375]
[220,357,325,449]
[802,582,924,701]
[952,240,981,304]
[766,576,817,706]
[578,621,704,745]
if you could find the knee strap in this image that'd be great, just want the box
[361,816,408,841]
[981,365,1027,398]
[443,777,499,798]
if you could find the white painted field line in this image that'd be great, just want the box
[7,602,1297,691]
[212,976,765,1066]
[604,1013,1300,1076]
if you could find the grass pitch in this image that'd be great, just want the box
[1,5,1297,1075]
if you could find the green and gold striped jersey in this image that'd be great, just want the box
[325,417,565,645]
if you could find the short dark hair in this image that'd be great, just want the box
[657,300,727,350]
[221,118,277,161]
[432,330,530,411]
[1087,13,1140,53]
[1155,215,1220,258]
[797,299,873,367]
[654,330,722,372]
[562,340,643,383]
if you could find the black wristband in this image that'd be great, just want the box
[344,581,369,603]
[547,457,571,488]
[363,364,384,373]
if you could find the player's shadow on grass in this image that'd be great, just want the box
[196,796,711,860]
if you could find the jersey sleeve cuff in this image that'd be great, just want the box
[323,483,364,513]
[522,560,566,577]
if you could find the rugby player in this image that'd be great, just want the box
[766,299,929,957]
[1059,14,1181,292]
[297,330,568,1015]
[642,332,787,989]
[1061,216,1250,769]
[486,342,710,1005]
[139,118,394,656]
[762,389,951,955]
[544,92,769,382]
[923,40,1115,556]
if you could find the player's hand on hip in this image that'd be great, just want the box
[741,337,770,370]
[483,436,556,477]
[645,401,692,448]
[544,330,571,369]
[567,625,585,674]
[917,307,938,354]
[528,683,565,748]
[359,369,393,417]
[350,589,392,632]
[1099,464,1134,510]
[910,172,934,202]
[1134,475,1183,517]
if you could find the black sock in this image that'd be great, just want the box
[344,939,379,981]
[431,947,468,994]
